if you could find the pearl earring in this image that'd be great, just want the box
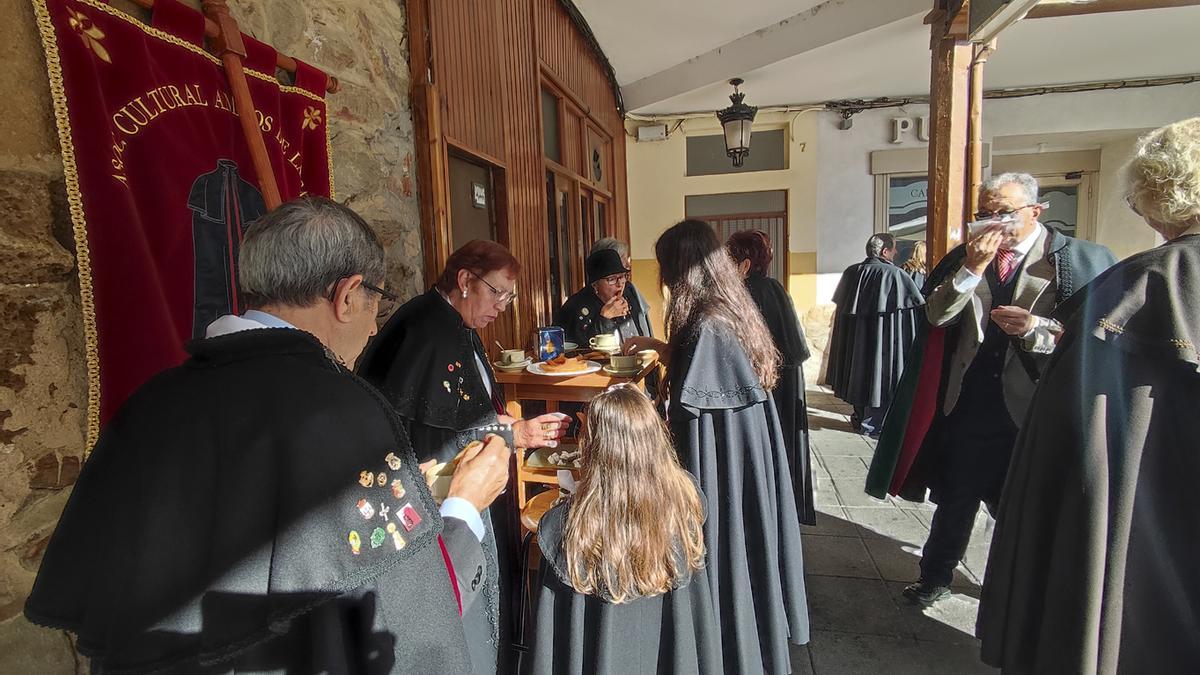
[462,290,468,298]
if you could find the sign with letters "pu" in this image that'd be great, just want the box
[891,116,931,144]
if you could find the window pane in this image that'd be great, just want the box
[1041,185,1079,238]
[887,175,927,266]
[541,89,561,162]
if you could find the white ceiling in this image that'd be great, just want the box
[991,128,1152,153]
[573,0,825,85]
[579,3,1200,114]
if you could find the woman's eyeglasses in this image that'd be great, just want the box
[468,270,518,306]
[597,273,628,287]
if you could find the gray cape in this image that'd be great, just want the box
[977,234,1200,673]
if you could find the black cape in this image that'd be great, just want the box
[745,272,816,525]
[865,230,1117,500]
[357,288,515,673]
[24,328,476,673]
[977,234,1200,673]
[523,495,723,674]
[825,256,924,408]
[667,318,810,674]
[555,283,653,347]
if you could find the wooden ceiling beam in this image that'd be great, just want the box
[1027,0,1200,20]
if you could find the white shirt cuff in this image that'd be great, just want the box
[952,266,983,293]
[439,497,486,542]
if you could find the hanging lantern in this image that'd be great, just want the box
[716,78,757,167]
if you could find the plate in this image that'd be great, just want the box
[493,358,532,371]
[527,360,602,377]
[602,365,641,377]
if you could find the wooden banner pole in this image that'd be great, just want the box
[127,0,340,93]
[201,0,282,209]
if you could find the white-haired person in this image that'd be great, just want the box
[978,117,1200,673]
[870,172,1116,606]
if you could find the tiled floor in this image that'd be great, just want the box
[790,386,998,674]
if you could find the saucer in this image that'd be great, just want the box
[494,358,532,371]
[602,364,641,377]
[563,341,579,351]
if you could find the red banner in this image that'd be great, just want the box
[32,0,333,448]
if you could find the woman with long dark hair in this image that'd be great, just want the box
[727,229,816,525]
[525,385,721,674]
[625,219,810,674]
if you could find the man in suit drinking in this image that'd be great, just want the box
[901,173,1116,604]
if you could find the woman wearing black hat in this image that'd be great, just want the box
[555,248,653,348]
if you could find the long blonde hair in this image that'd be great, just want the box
[563,386,706,603]
[901,241,927,275]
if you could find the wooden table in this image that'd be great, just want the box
[496,359,656,508]
[494,361,653,416]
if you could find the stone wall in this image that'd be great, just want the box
[0,1,418,670]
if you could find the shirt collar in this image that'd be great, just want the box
[1007,223,1043,258]
[242,310,296,330]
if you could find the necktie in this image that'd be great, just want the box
[995,248,1017,283]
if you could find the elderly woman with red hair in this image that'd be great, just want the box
[359,239,568,674]
[726,230,816,524]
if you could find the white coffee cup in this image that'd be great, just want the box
[610,354,638,371]
[501,349,526,365]
[589,333,619,350]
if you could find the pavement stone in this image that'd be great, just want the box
[845,506,929,544]
[813,476,842,508]
[803,534,881,579]
[831,477,894,508]
[807,631,929,675]
[803,507,860,538]
[805,576,911,638]
[821,455,870,479]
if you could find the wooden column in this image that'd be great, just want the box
[925,13,972,267]
[406,0,452,287]
[967,41,994,220]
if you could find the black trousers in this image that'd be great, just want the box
[918,394,1017,588]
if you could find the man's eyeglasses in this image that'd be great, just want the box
[468,270,518,306]
[328,278,399,319]
[973,203,1038,221]
[362,281,399,319]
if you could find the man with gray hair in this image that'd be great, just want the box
[826,232,924,437]
[25,197,509,672]
[866,173,1116,605]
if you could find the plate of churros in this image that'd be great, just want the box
[527,355,601,376]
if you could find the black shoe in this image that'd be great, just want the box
[902,581,951,605]
[850,414,862,432]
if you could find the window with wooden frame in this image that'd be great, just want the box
[539,76,615,311]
